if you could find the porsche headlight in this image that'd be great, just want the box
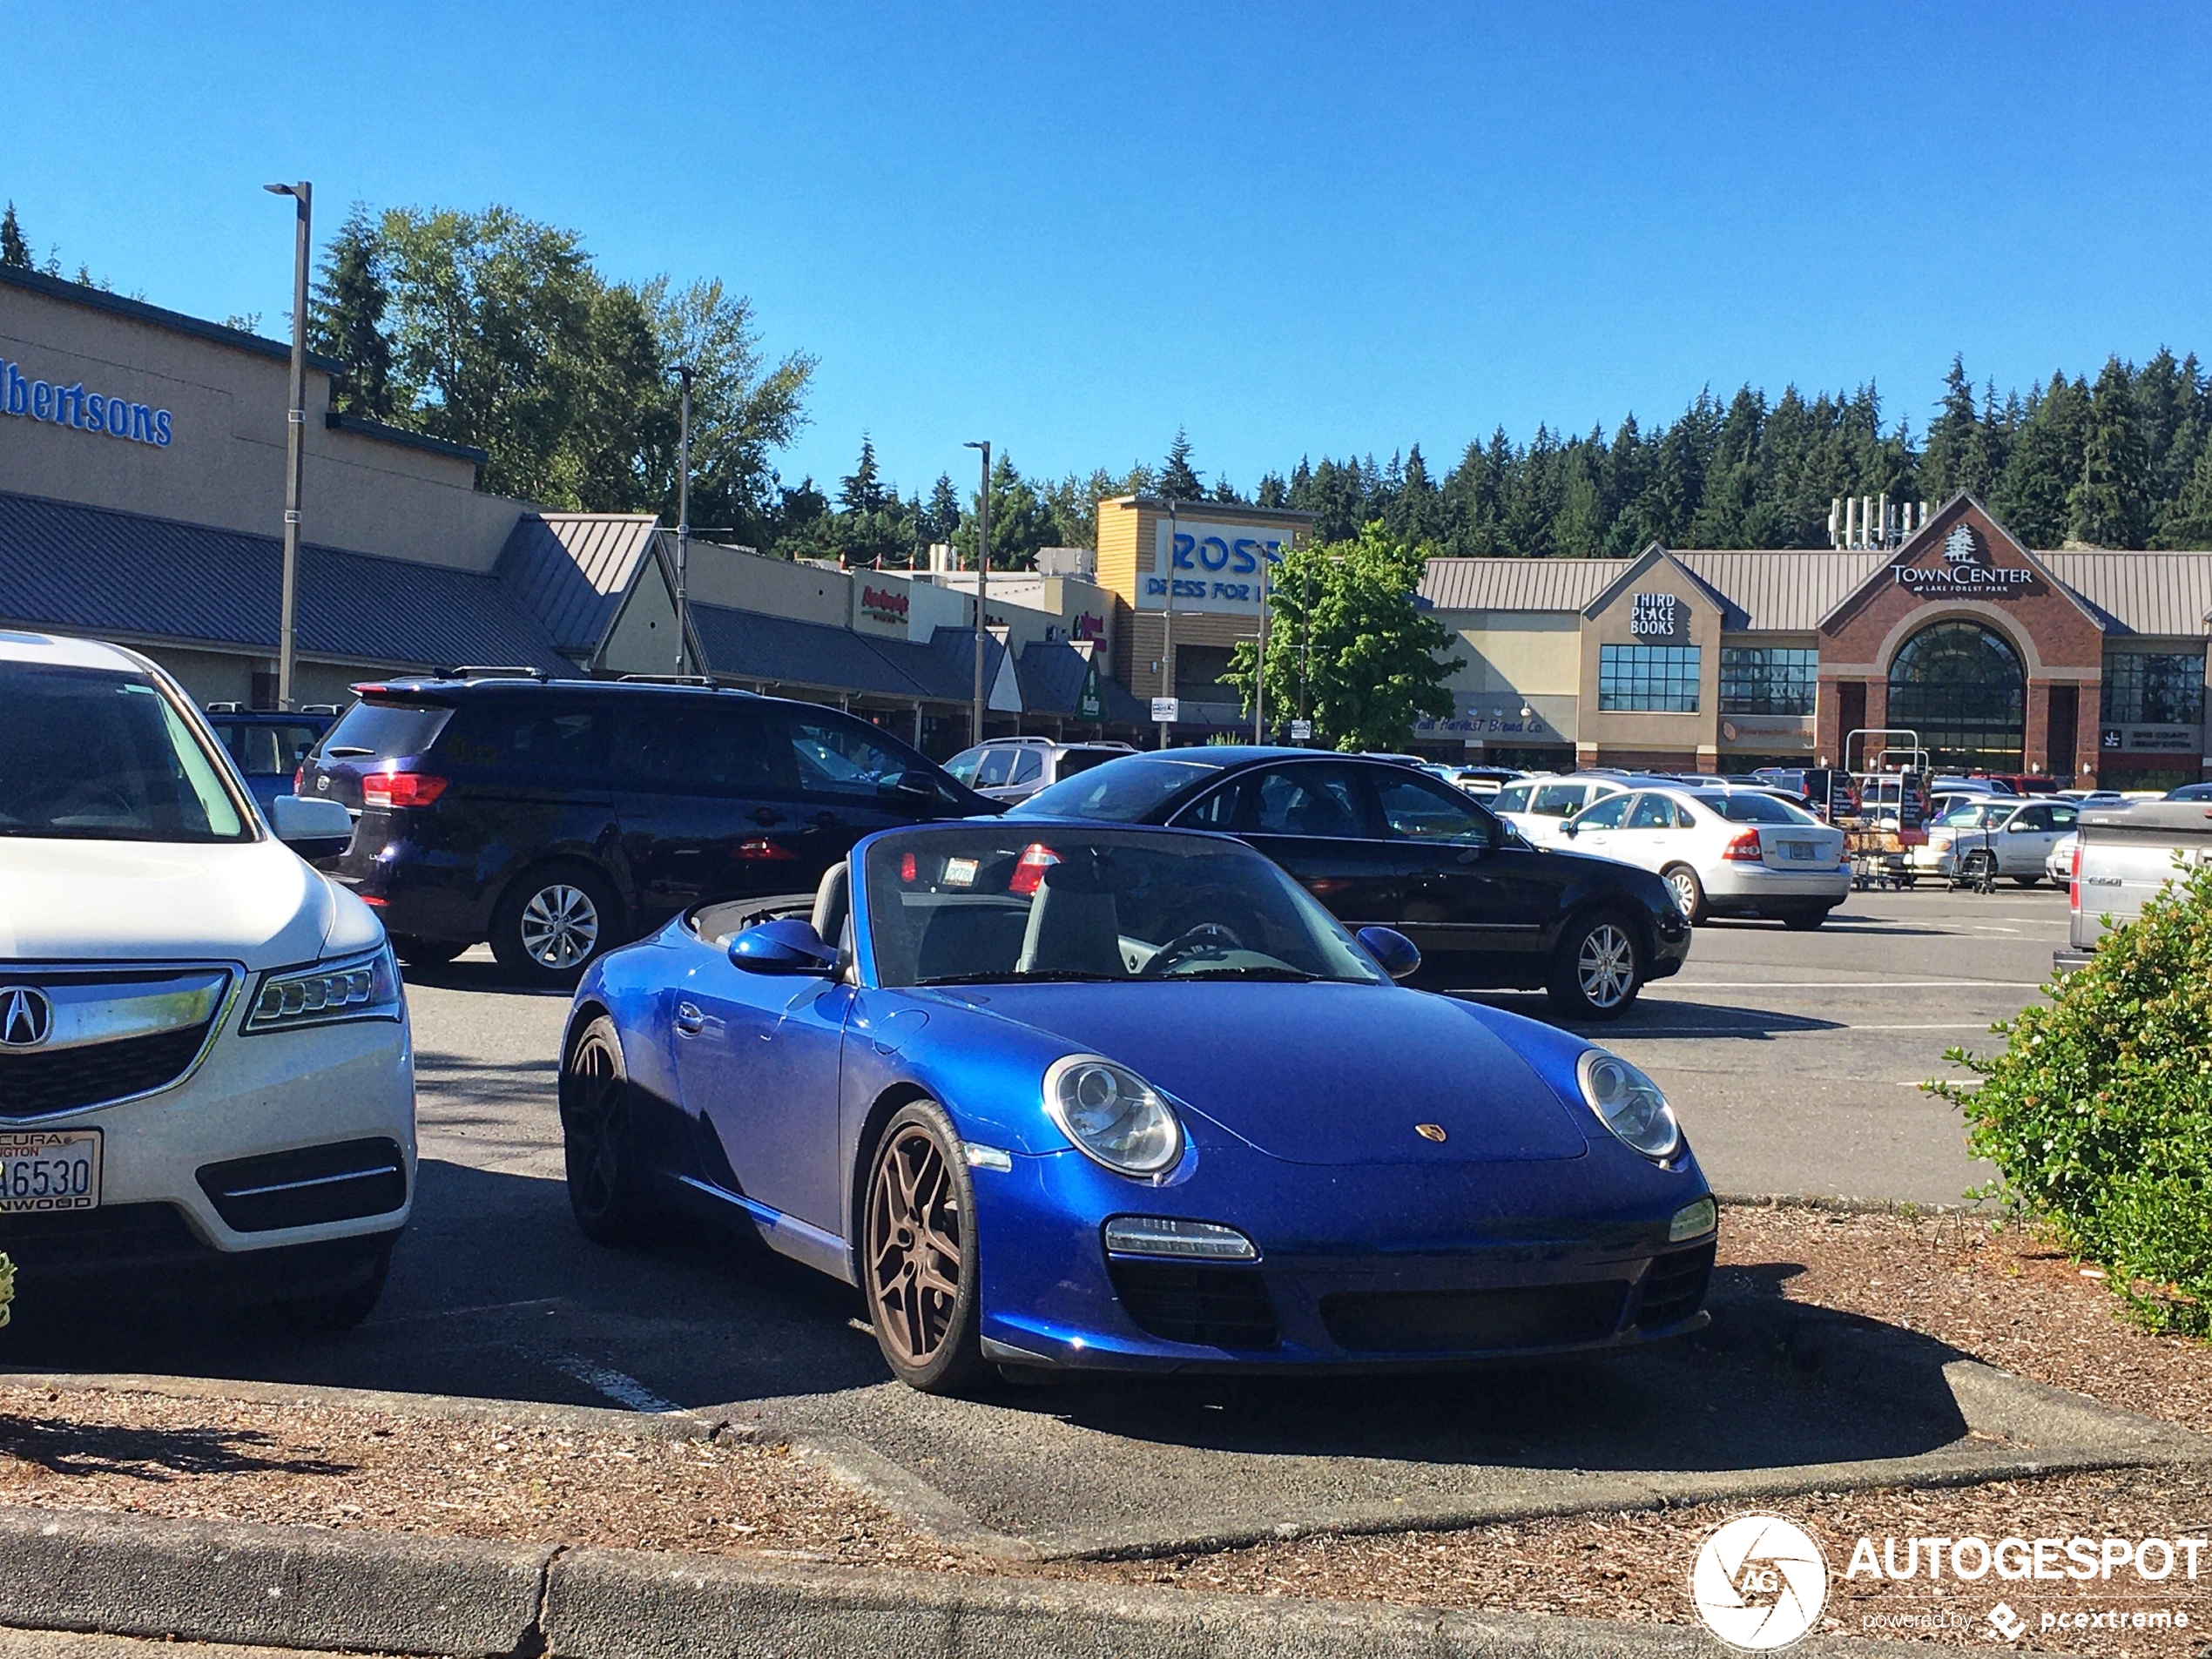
[1576,1049,1680,1161]
[1043,1055,1182,1176]
[244,945,401,1033]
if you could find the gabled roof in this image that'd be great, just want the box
[1673,550,1886,632]
[496,513,661,658]
[1419,556,1629,612]
[1015,639,1149,723]
[0,489,570,672]
[1580,543,1745,628]
[689,601,974,702]
[2039,551,2212,637]
[1815,493,2107,634]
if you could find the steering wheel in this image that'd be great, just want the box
[1143,921,1246,976]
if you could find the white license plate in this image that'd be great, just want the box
[0,1130,102,1213]
[1780,841,1820,861]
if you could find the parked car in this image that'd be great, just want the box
[1005,748,1691,1019]
[942,737,1136,805]
[1912,797,2080,886]
[1748,767,1858,820]
[2056,799,2212,972]
[2168,782,2212,802]
[2045,831,2079,884]
[560,822,1716,1391]
[1985,773,2061,796]
[203,706,335,814]
[1558,786,1850,927]
[1490,774,1640,846]
[1425,764,1522,799]
[300,674,996,986]
[1930,776,2015,797]
[0,633,409,1325]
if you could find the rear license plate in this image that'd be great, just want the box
[1780,841,1820,861]
[0,1130,102,1212]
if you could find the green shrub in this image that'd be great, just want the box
[1932,860,2212,1333]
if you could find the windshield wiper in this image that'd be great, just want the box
[911,970,1124,986]
[322,745,374,759]
[1167,967,1327,981]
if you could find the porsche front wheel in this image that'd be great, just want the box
[862,1101,986,1394]
[560,1016,655,1246]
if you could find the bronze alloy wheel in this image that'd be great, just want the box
[862,1102,985,1393]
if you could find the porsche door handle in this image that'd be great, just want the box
[674,1001,705,1036]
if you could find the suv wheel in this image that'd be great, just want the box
[491,866,618,985]
[1547,912,1643,1022]
[388,934,466,967]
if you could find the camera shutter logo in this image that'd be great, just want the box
[1690,1514,1828,1650]
[0,988,53,1049]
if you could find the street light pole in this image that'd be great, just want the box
[673,364,695,675]
[1252,545,1268,745]
[964,441,990,744]
[1159,496,1177,750]
[263,180,311,711]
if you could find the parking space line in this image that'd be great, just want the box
[545,1353,685,1414]
[1658,980,2042,989]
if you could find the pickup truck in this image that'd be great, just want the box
[2056,799,2212,973]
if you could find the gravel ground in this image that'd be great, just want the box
[5,1204,2212,1653]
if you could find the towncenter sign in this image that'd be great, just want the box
[1892,523,2037,597]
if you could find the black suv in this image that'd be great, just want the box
[301,676,995,984]
[1008,747,1691,1019]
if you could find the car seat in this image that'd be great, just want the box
[1015,860,1127,977]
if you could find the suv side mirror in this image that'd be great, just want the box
[730,918,840,975]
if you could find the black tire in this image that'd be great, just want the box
[1546,911,1643,1022]
[388,934,467,967]
[560,1015,658,1246]
[860,1100,987,1395]
[1780,906,1831,931]
[2012,875,2042,888]
[490,864,619,986]
[265,1239,393,1334]
[1661,864,1706,923]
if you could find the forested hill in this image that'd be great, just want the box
[1255,354,2212,557]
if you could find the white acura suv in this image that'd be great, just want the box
[0,632,414,1327]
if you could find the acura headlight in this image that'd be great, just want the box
[244,945,401,1034]
[1576,1049,1680,1162]
[1043,1055,1183,1176]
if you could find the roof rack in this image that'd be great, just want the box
[617,673,718,687]
[298,703,341,716]
[203,701,243,713]
[436,665,548,682]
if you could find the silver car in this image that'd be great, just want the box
[943,738,1136,804]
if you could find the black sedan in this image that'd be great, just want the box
[1008,747,1690,1019]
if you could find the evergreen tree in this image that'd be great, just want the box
[839,435,886,515]
[1921,355,1981,502]
[308,205,396,421]
[1993,374,2089,545]
[1158,427,1204,501]
[2071,356,2151,547]
[0,204,27,268]
[952,453,1055,569]
[921,474,962,546]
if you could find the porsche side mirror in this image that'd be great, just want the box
[730,918,840,975]
[1356,926,1422,981]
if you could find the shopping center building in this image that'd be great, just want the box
[1414,496,2212,788]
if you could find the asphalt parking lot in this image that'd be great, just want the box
[1,880,2072,1551]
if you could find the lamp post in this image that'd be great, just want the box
[1158,496,1178,750]
[673,364,695,675]
[964,441,990,744]
[262,180,311,710]
[1252,544,1269,745]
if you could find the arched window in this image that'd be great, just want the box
[1885,622,2025,772]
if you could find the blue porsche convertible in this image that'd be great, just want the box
[558,820,1717,1393]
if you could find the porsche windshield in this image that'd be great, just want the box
[0,663,252,842]
[862,826,1386,988]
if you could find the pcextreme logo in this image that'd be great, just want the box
[1691,1514,1829,1650]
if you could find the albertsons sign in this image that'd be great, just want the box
[1,358,173,447]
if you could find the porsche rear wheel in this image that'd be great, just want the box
[560,1016,656,1246]
[862,1101,986,1394]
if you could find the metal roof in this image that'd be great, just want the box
[689,602,974,702]
[2039,551,2212,637]
[1419,557,1630,612]
[0,489,570,672]
[1014,639,1150,724]
[1673,550,1888,632]
[495,513,660,658]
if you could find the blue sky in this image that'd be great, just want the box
[9,3,2210,502]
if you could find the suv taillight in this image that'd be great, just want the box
[1009,843,1060,895]
[2069,841,2082,911]
[292,765,305,795]
[361,771,448,810]
[1722,828,1764,862]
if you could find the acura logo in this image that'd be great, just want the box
[0,987,53,1049]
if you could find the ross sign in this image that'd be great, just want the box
[1289,718,1312,741]
[1892,523,2036,597]
[1629,593,1680,637]
[1144,520,1288,614]
[1151,697,1181,724]
[2,359,173,447]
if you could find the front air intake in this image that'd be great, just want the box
[197,1138,408,1232]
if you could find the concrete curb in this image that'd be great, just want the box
[0,1503,1931,1659]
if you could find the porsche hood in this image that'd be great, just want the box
[945,981,1591,1166]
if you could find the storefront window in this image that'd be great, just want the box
[1598,644,1701,712]
[1886,621,2024,771]
[1719,647,1817,715]
[2101,653,2206,726]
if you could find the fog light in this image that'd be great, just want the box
[1669,1197,1717,1242]
[1103,1216,1258,1260]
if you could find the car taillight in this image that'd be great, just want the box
[735,838,799,860]
[1722,829,1764,862]
[900,852,918,881]
[2070,842,2082,911]
[292,765,305,795]
[1009,842,1061,895]
[361,771,448,810]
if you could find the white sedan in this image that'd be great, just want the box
[1490,775,1634,846]
[1557,785,1850,928]
[0,632,415,1328]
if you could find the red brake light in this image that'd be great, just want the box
[2070,841,2082,911]
[292,765,305,795]
[361,771,448,810]
[735,838,799,860]
[1009,843,1061,895]
[900,852,918,882]
[1722,828,1764,861]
